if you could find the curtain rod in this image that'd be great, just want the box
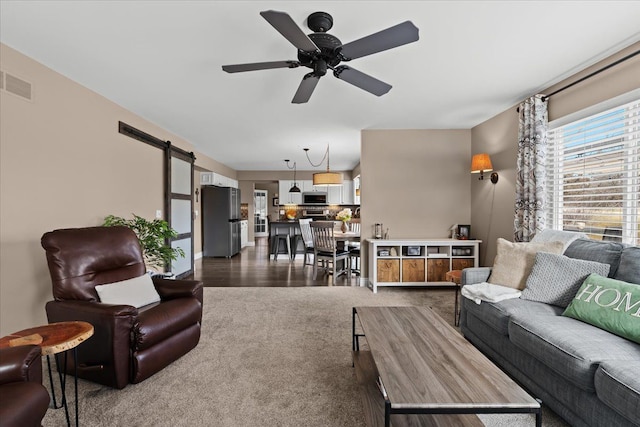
[517,49,640,111]
[541,49,640,102]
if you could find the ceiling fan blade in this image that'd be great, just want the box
[260,10,320,53]
[339,21,419,60]
[222,61,300,73]
[292,74,320,104]
[333,66,391,96]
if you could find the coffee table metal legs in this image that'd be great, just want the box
[384,400,391,427]
[46,347,80,427]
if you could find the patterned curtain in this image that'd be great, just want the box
[514,95,548,242]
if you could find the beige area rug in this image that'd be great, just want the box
[42,287,567,426]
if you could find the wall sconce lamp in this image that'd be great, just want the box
[284,159,301,193]
[471,153,499,184]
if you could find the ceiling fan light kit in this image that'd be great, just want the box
[222,10,419,103]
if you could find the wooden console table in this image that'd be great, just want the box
[351,306,541,427]
[367,239,481,293]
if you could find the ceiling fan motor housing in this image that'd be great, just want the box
[298,12,342,77]
[298,33,342,74]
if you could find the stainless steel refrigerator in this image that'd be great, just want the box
[202,185,241,257]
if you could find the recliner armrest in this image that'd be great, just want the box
[46,299,138,320]
[153,278,203,302]
[461,267,492,286]
[0,346,43,384]
[46,300,138,389]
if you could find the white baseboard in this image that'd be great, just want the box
[194,252,203,260]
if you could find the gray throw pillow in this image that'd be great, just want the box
[522,252,611,307]
[616,247,640,284]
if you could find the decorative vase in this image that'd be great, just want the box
[341,221,348,233]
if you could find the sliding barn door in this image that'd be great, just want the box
[167,148,194,278]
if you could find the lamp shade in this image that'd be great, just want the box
[313,171,343,186]
[289,183,301,193]
[471,153,493,173]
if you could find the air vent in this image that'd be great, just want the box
[3,72,32,101]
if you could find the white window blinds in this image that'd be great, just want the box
[546,97,639,245]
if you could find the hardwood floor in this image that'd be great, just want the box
[192,237,359,287]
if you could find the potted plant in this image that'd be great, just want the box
[103,214,185,274]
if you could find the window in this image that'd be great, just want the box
[546,94,639,245]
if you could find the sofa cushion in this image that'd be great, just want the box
[509,315,640,392]
[563,274,640,344]
[564,238,624,278]
[462,297,563,337]
[488,238,565,290]
[530,229,587,252]
[615,246,640,284]
[522,252,610,307]
[595,361,640,425]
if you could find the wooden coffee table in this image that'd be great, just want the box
[352,306,541,427]
[0,321,94,427]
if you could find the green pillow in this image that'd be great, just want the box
[563,274,640,344]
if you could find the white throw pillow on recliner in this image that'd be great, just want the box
[95,274,161,308]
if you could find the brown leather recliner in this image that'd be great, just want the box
[0,345,50,427]
[41,226,203,389]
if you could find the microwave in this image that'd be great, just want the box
[302,192,327,204]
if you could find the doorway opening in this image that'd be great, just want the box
[254,190,268,237]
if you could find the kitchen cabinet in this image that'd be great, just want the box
[315,179,353,204]
[278,180,304,204]
[342,180,354,205]
[240,220,248,248]
[200,172,238,188]
[278,180,317,204]
[367,239,481,293]
[326,185,342,204]
[278,179,354,205]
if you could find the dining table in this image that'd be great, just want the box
[333,231,361,242]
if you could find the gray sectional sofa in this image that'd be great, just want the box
[460,238,640,427]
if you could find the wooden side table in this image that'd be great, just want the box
[0,321,94,427]
[446,270,462,326]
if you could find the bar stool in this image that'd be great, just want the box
[271,233,291,261]
[446,270,462,326]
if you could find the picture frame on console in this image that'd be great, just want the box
[457,225,470,240]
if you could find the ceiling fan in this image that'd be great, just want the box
[222,10,419,103]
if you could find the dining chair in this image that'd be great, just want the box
[349,221,361,275]
[298,218,315,267]
[310,221,351,283]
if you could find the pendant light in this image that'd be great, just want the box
[304,145,343,186]
[284,159,301,192]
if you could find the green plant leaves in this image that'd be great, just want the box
[103,214,185,270]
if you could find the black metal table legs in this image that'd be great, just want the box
[46,347,80,427]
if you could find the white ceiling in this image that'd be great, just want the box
[2,1,640,171]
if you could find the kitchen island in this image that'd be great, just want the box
[269,221,304,259]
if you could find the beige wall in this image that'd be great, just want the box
[0,44,233,335]
[471,42,640,265]
[360,129,472,274]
